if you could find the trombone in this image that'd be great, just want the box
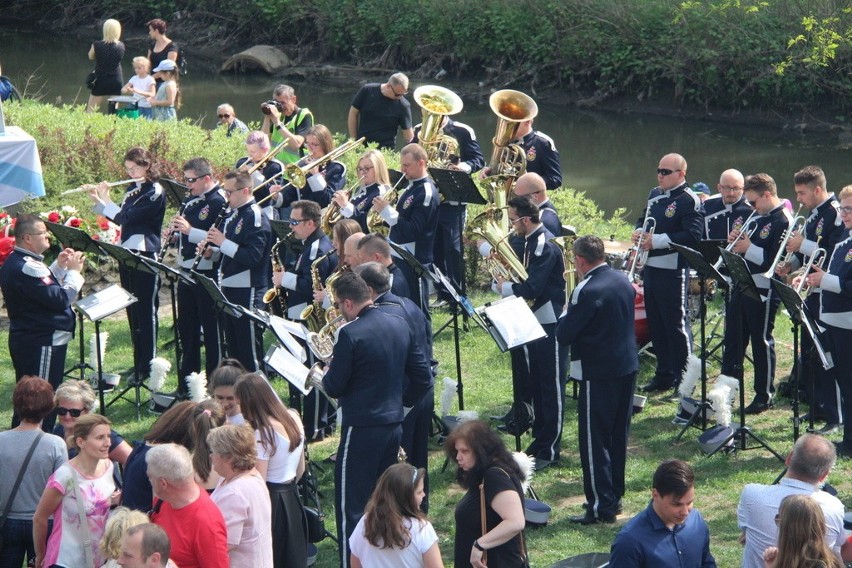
[712,209,759,270]
[244,139,290,176]
[763,206,806,278]
[627,216,656,282]
[283,137,365,190]
[61,178,144,195]
[795,247,827,296]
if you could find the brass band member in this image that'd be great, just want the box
[330,149,390,233]
[89,147,166,384]
[270,125,346,211]
[313,219,360,310]
[236,130,283,219]
[355,233,411,299]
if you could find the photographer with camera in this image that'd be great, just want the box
[260,84,314,166]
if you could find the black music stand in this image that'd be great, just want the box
[46,222,105,381]
[270,220,305,257]
[73,285,137,416]
[388,168,404,187]
[137,254,190,373]
[159,178,188,209]
[671,243,729,439]
[772,280,834,442]
[697,239,730,363]
[708,249,784,462]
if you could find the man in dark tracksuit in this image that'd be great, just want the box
[721,173,791,413]
[557,236,638,525]
[169,158,226,395]
[780,166,844,431]
[636,153,703,393]
[323,271,431,568]
[495,196,565,470]
[0,215,85,431]
[207,170,272,373]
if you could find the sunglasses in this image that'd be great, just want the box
[56,407,83,417]
[656,168,681,176]
[218,113,232,119]
[288,219,307,226]
[185,176,201,183]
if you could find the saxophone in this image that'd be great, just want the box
[262,239,288,315]
[321,176,364,235]
[299,249,334,333]
[366,176,407,236]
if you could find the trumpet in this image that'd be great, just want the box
[627,215,656,283]
[61,178,144,195]
[321,176,365,234]
[713,209,759,270]
[795,247,827,296]
[283,137,365,190]
[763,206,805,278]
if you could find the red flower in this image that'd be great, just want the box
[70,218,81,228]
[48,212,60,223]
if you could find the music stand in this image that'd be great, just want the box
[270,220,305,257]
[73,285,137,416]
[708,249,784,462]
[671,243,729,439]
[159,178,188,209]
[136,254,191,373]
[388,168,404,187]
[46,222,106,381]
[772,280,834,441]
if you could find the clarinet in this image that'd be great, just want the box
[191,207,230,271]
[157,200,189,263]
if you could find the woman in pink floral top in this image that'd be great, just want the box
[33,414,122,568]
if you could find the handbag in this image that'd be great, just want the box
[0,431,44,550]
[85,70,97,90]
[303,505,325,543]
[479,467,531,568]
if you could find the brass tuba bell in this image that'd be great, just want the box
[414,85,464,167]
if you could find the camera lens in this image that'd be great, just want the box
[261,103,271,115]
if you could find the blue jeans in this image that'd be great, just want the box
[0,517,49,568]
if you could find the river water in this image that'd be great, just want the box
[3,29,852,219]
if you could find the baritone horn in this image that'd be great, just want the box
[414,85,463,167]
[282,137,365,190]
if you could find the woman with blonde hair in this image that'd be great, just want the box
[98,507,148,568]
[331,149,392,233]
[763,494,844,568]
[349,463,443,568]
[86,18,125,112]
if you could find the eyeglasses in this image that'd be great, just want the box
[718,185,743,193]
[390,87,408,98]
[356,166,374,174]
[839,206,852,215]
[56,407,84,417]
[656,168,681,176]
[185,176,205,184]
[288,218,307,226]
[508,216,529,225]
[218,113,232,119]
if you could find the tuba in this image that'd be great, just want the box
[262,239,288,315]
[466,208,528,283]
[414,85,464,168]
[282,137,365,190]
[551,236,577,306]
[300,249,335,333]
[482,90,538,234]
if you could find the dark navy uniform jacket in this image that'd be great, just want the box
[384,176,439,264]
[556,263,638,381]
[98,180,166,253]
[793,194,843,271]
[277,160,346,209]
[388,262,411,298]
[820,230,852,329]
[280,228,335,320]
[638,183,704,270]
[236,156,284,210]
[340,182,384,233]
[374,290,435,398]
[323,305,432,427]
[703,194,753,240]
[0,248,81,339]
[412,119,486,174]
[519,130,562,190]
[177,185,227,270]
[500,224,565,325]
[539,199,562,238]
[218,199,272,289]
[741,204,792,290]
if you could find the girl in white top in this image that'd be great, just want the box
[122,56,155,119]
[350,463,443,568]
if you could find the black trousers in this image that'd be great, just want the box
[578,372,636,519]
[643,266,690,387]
[434,204,465,298]
[826,326,852,448]
[220,287,265,372]
[401,385,434,512]
[119,256,160,379]
[176,275,221,394]
[800,294,841,423]
[523,323,565,462]
[9,332,67,431]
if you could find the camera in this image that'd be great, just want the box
[261,100,285,115]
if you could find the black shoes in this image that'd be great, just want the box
[814,423,841,435]
[569,512,617,525]
[743,400,773,415]
[833,441,852,458]
[583,500,623,515]
[640,379,674,393]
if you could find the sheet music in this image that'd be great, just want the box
[264,345,311,395]
[268,315,307,362]
[481,295,546,350]
[74,284,137,321]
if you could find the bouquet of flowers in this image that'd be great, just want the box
[0,212,15,266]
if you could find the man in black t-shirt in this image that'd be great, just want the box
[348,72,413,150]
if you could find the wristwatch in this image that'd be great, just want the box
[473,539,485,552]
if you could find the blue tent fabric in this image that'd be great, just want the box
[0,77,21,102]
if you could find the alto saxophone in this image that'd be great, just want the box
[262,239,288,315]
[300,249,334,333]
[366,175,407,236]
[321,176,365,235]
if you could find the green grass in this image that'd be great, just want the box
[0,288,838,567]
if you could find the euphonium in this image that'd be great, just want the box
[321,176,364,235]
[307,315,345,362]
[413,85,464,167]
[551,236,577,305]
[466,208,528,283]
[282,137,365,189]
[262,239,288,315]
[323,263,349,322]
[481,90,538,233]
[366,175,407,236]
[300,249,335,333]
